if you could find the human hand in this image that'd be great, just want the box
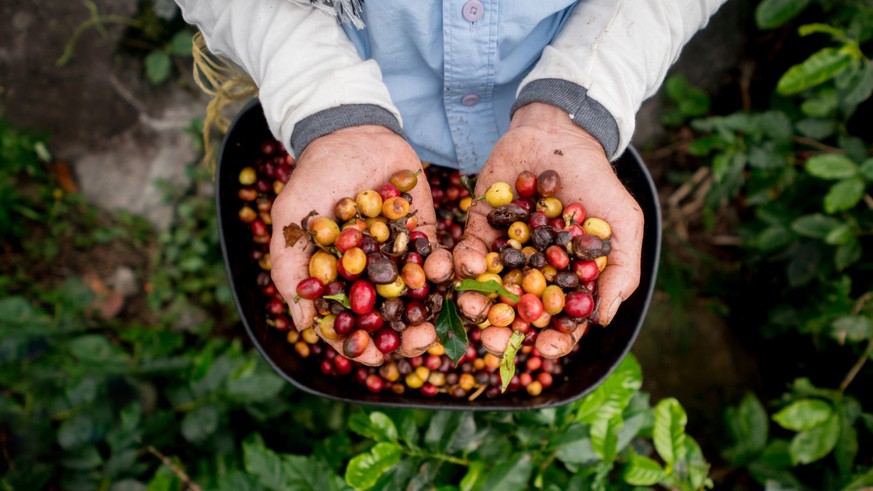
[453,103,644,358]
[269,125,448,366]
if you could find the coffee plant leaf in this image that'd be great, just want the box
[843,467,873,490]
[424,411,475,453]
[774,399,834,431]
[801,89,838,117]
[654,398,688,468]
[777,47,854,95]
[824,177,865,214]
[789,414,840,465]
[169,31,193,56]
[755,0,811,29]
[349,411,398,443]
[459,461,487,491]
[835,237,862,270]
[725,393,769,462]
[554,424,598,466]
[345,442,401,491]
[144,51,172,85]
[591,413,623,462]
[576,353,642,424]
[805,154,859,180]
[180,405,218,443]
[796,118,836,140]
[434,298,467,365]
[478,454,533,491]
[843,60,873,106]
[834,416,858,477]
[622,452,666,486]
[860,159,873,181]
[791,214,841,238]
[831,315,873,343]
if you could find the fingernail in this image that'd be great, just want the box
[605,298,622,325]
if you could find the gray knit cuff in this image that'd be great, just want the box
[290,104,404,155]
[511,79,620,159]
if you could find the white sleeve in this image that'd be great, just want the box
[176,0,401,153]
[516,0,728,158]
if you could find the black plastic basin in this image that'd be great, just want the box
[217,100,661,410]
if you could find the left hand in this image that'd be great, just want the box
[453,103,644,358]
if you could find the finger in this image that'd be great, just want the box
[535,321,587,359]
[320,333,386,366]
[594,202,644,326]
[481,326,512,355]
[424,247,454,283]
[398,322,438,357]
[453,234,489,278]
[270,227,317,331]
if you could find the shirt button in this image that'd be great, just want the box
[461,93,480,106]
[462,0,484,22]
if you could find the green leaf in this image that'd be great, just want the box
[168,31,193,56]
[773,399,833,431]
[756,226,792,252]
[623,452,666,486]
[824,177,866,214]
[434,299,467,365]
[591,414,623,462]
[860,159,873,181]
[843,467,873,490]
[62,445,102,470]
[654,398,688,467]
[553,425,598,466]
[576,354,643,424]
[777,47,853,95]
[144,51,172,85]
[796,118,835,140]
[805,154,859,180]
[824,224,853,245]
[180,405,219,443]
[755,0,810,28]
[349,412,398,443]
[460,461,487,491]
[801,89,838,117]
[479,454,533,491]
[835,237,862,271]
[244,438,344,491]
[798,23,847,39]
[678,437,714,490]
[789,413,840,465]
[58,415,94,449]
[791,214,841,238]
[725,393,769,462]
[455,279,519,303]
[844,61,873,107]
[835,404,859,477]
[323,292,351,309]
[499,331,525,392]
[425,412,475,452]
[831,315,873,343]
[344,442,402,491]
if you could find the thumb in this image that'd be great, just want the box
[592,221,643,326]
[453,197,502,278]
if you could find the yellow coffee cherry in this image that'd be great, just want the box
[301,327,319,344]
[503,269,524,285]
[476,272,503,298]
[484,182,513,207]
[488,303,516,327]
[532,311,552,328]
[485,252,504,274]
[286,330,300,343]
[376,276,407,298]
[595,255,608,272]
[318,315,339,340]
[460,196,473,212]
[382,197,411,220]
[459,373,475,390]
[507,238,523,250]
[355,189,383,218]
[309,251,338,285]
[583,217,612,240]
[405,373,424,389]
[541,265,558,283]
[369,221,390,242]
[341,247,367,275]
[536,197,563,218]
[541,285,566,315]
[484,353,501,370]
[522,269,547,297]
[294,341,310,358]
[309,216,340,246]
[521,246,538,260]
[238,167,257,185]
[427,343,446,356]
[414,366,430,382]
[508,221,530,244]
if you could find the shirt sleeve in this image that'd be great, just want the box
[176,0,402,155]
[511,0,728,160]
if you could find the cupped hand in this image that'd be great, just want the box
[269,125,447,366]
[453,103,644,358]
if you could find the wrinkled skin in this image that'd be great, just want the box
[454,103,644,358]
[269,125,450,366]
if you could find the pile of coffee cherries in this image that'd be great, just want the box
[237,140,579,399]
[461,170,613,359]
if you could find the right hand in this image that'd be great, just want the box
[269,125,448,366]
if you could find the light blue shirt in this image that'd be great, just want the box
[341,0,578,174]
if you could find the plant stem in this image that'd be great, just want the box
[147,446,203,491]
[839,293,873,392]
[407,449,471,467]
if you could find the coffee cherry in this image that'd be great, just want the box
[565,291,594,318]
[536,170,561,197]
[341,247,368,276]
[551,315,577,334]
[349,280,377,315]
[573,260,600,283]
[296,277,324,300]
[310,216,340,246]
[343,329,371,358]
[508,221,531,244]
[238,167,257,185]
[365,374,385,393]
[334,311,356,336]
[500,247,526,269]
[404,301,428,326]
[562,202,587,225]
[572,234,610,261]
[374,328,400,353]
[401,263,427,290]
[499,282,524,307]
[382,197,411,220]
[515,170,537,198]
[390,169,419,192]
[355,190,383,218]
[378,182,401,201]
[582,217,612,240]
[357,311,385,332]
[376,276,407,298]
[521,269,547,297]
[485,182,514,208]
[545,245,570,270]
[536,197,563,219]
[488,302,516,327]
[334,197,357,222]
[554,271,580,290]
[309,251,338,285]
[335,228,363,253]
[517,293,544,323]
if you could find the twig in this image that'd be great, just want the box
[147,446,203,491]
[792,136,844,154]
[839,293,873,392]
[739,60,755,113]
[863,194,873,210]
[667,167,710,208]
[56,1,141,67]
[710,235,743,246]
